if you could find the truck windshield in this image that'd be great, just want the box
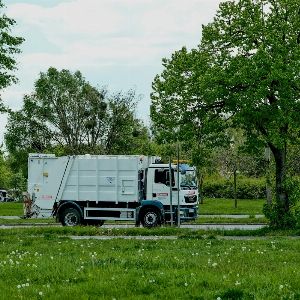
[180,173,197,188]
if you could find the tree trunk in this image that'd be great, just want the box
[265,147,272,206]
[270,144,289,212]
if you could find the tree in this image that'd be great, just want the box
[151,0,300,228]
[5,68,108,155]
[0,148,11,188]
[0,0,24,109]
[5,68,151,176]
[9,171,26,201]
[31,67,107,154]
[151,47,228,146]
[151,47,229,201]
[104,90,151,155]
[201,0,300,227]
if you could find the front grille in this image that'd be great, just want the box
[184,195,197,203]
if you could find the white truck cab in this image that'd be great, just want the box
[146,164,198,220]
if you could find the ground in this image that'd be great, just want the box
[0,199,299,299]
[0,230,299,299]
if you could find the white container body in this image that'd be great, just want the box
[28,154,142,217]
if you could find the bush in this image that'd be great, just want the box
[263,177,300,229]
[202,177,265,199]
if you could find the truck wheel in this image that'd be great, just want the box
[61,208,81,226]
[141,208,161,228]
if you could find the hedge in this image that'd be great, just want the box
[202,178,266,199]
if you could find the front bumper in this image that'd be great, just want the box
[179,207,197,221]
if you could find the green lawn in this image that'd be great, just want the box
[0,199,265,217]
[0,202,23,216]
[196,217,268,224]
[199,198,265,215]
[0,229,299,299]
[0,199,266,227]
[0,217,267,226]
[0,218,56,224]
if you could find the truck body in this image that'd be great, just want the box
[27,153,198,227]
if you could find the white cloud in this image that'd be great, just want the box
[0,0,222,143]
[8,0,221,65]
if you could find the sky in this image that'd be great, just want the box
[0,0,222,144]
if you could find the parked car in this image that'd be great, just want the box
[0,189,15,202]
[0,189,7,202]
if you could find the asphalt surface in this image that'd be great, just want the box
[1,214,265,220]
[0,215,266,231]
[0,223,266,230]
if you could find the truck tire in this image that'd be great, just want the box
[61,208,81,226]
[141,208,161,228]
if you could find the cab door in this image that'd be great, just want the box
[151,168,175,205]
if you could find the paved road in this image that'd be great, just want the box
[1,215,265,220]
[0,223,266,230]
[101,224,266,230]
[66,234,300,240]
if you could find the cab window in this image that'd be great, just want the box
[154,169,175,186]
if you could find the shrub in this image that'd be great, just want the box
[263,177,300,229]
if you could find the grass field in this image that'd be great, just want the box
[0,228,299,299]
[199,198,265,215]
[197,217,268,224]
[0,202,23,216]
[0,199,265,217]
[0,200,266,226]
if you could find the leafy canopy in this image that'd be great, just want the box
[0,0,24,106]
[152,0,300,152]
[151,0,300,227]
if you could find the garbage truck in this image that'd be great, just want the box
[26,153,198,227]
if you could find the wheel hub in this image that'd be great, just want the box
[65,212,79,226]
[145,212,157,226]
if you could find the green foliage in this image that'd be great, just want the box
[104,90,151,155]
[203,178,265,199]
[263,203,296,229]
[6,68,108,154]
[9,171,26,201]
[151,0,300,227]
[5,68,151,176]
[264,177,300,229]
[0,151,11,189]
[0,1,24,103]
[287,144,300,176]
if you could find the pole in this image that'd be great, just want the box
[234,169,237,208]
[169,157,173,226]
[177,141,180,228]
